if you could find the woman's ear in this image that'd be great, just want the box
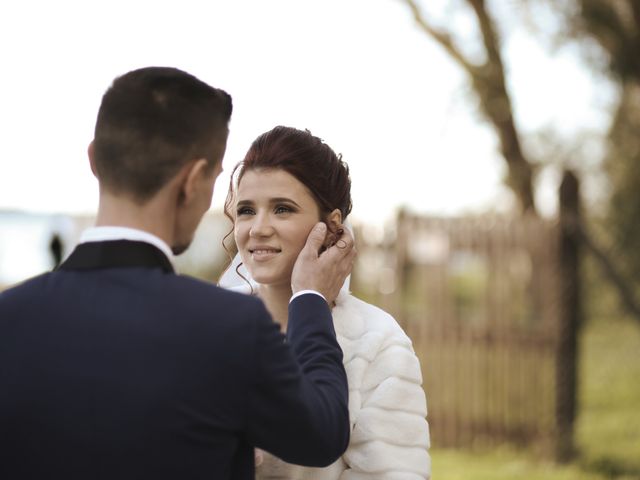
[318,209,344,253]
[326,209,343,233]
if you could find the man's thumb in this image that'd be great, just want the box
[304,222,327,253]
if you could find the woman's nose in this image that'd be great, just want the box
[249,214,274,238]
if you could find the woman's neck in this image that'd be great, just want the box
[257,283,293,332]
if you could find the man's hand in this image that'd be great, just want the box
[291,223,356,304]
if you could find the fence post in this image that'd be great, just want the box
[555,170,582,461]
[394,208,410,330]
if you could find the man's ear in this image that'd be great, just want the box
[87,141,98,178]
[179,158,211,206]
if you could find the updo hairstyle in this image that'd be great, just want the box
[224,125,352,226]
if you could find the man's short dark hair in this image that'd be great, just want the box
[92,67,232,202]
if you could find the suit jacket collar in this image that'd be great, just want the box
[80,226,174,261]
[58,240,174,274]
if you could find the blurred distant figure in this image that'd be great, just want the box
[49,233,63,268]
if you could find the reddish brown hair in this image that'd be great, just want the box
[224,125,352,223]
[221,126,352,277]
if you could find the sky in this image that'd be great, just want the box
[0,0,616,226]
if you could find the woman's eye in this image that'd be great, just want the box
[274,205,293,214]
[236,207,254,216]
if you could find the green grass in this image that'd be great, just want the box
[429,316,640,480]
[576,317,640,478]
[431,447,605,480]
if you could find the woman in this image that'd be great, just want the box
[220,126,431,479]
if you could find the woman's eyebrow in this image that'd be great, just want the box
[236,199,254,207]
[270,197,301,208]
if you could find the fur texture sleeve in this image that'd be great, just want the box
[337,299,431,479]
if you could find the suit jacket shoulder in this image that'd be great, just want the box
[1,269,350,479]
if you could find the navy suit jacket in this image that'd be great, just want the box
[0,240,349,479]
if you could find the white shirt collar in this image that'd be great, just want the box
[79,226,174,262]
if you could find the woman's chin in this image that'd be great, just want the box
[251,272,291,289]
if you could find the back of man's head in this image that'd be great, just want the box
[92,67,232,203]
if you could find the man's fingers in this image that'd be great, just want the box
[340,228,355,249]
[322,230,354,260]
[303,222,327,256]
[292,224,356,300]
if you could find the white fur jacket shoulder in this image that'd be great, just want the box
[256,292,431,480]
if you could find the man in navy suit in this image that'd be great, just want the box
[0,67,355,479]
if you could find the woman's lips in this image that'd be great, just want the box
[249,248,281,261]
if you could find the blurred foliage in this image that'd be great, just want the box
[605,82,640,286]
[450,266,487,326]
[535,0,640,293]
[555,0,640,81]
[561,0,640,292]
[581,239,622,320]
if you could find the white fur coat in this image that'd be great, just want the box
[255,292,431,479]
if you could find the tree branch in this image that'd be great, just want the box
[400,0,538,213]
[467,0,504,71]
[402,0,478,76]
[575,219,640,324]
[467,0,537,214]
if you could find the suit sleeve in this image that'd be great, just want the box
[245,293,350,467]
[340,335,431,479]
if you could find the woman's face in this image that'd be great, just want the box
[234,168,322,287]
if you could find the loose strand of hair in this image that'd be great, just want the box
[218,162,254,294]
